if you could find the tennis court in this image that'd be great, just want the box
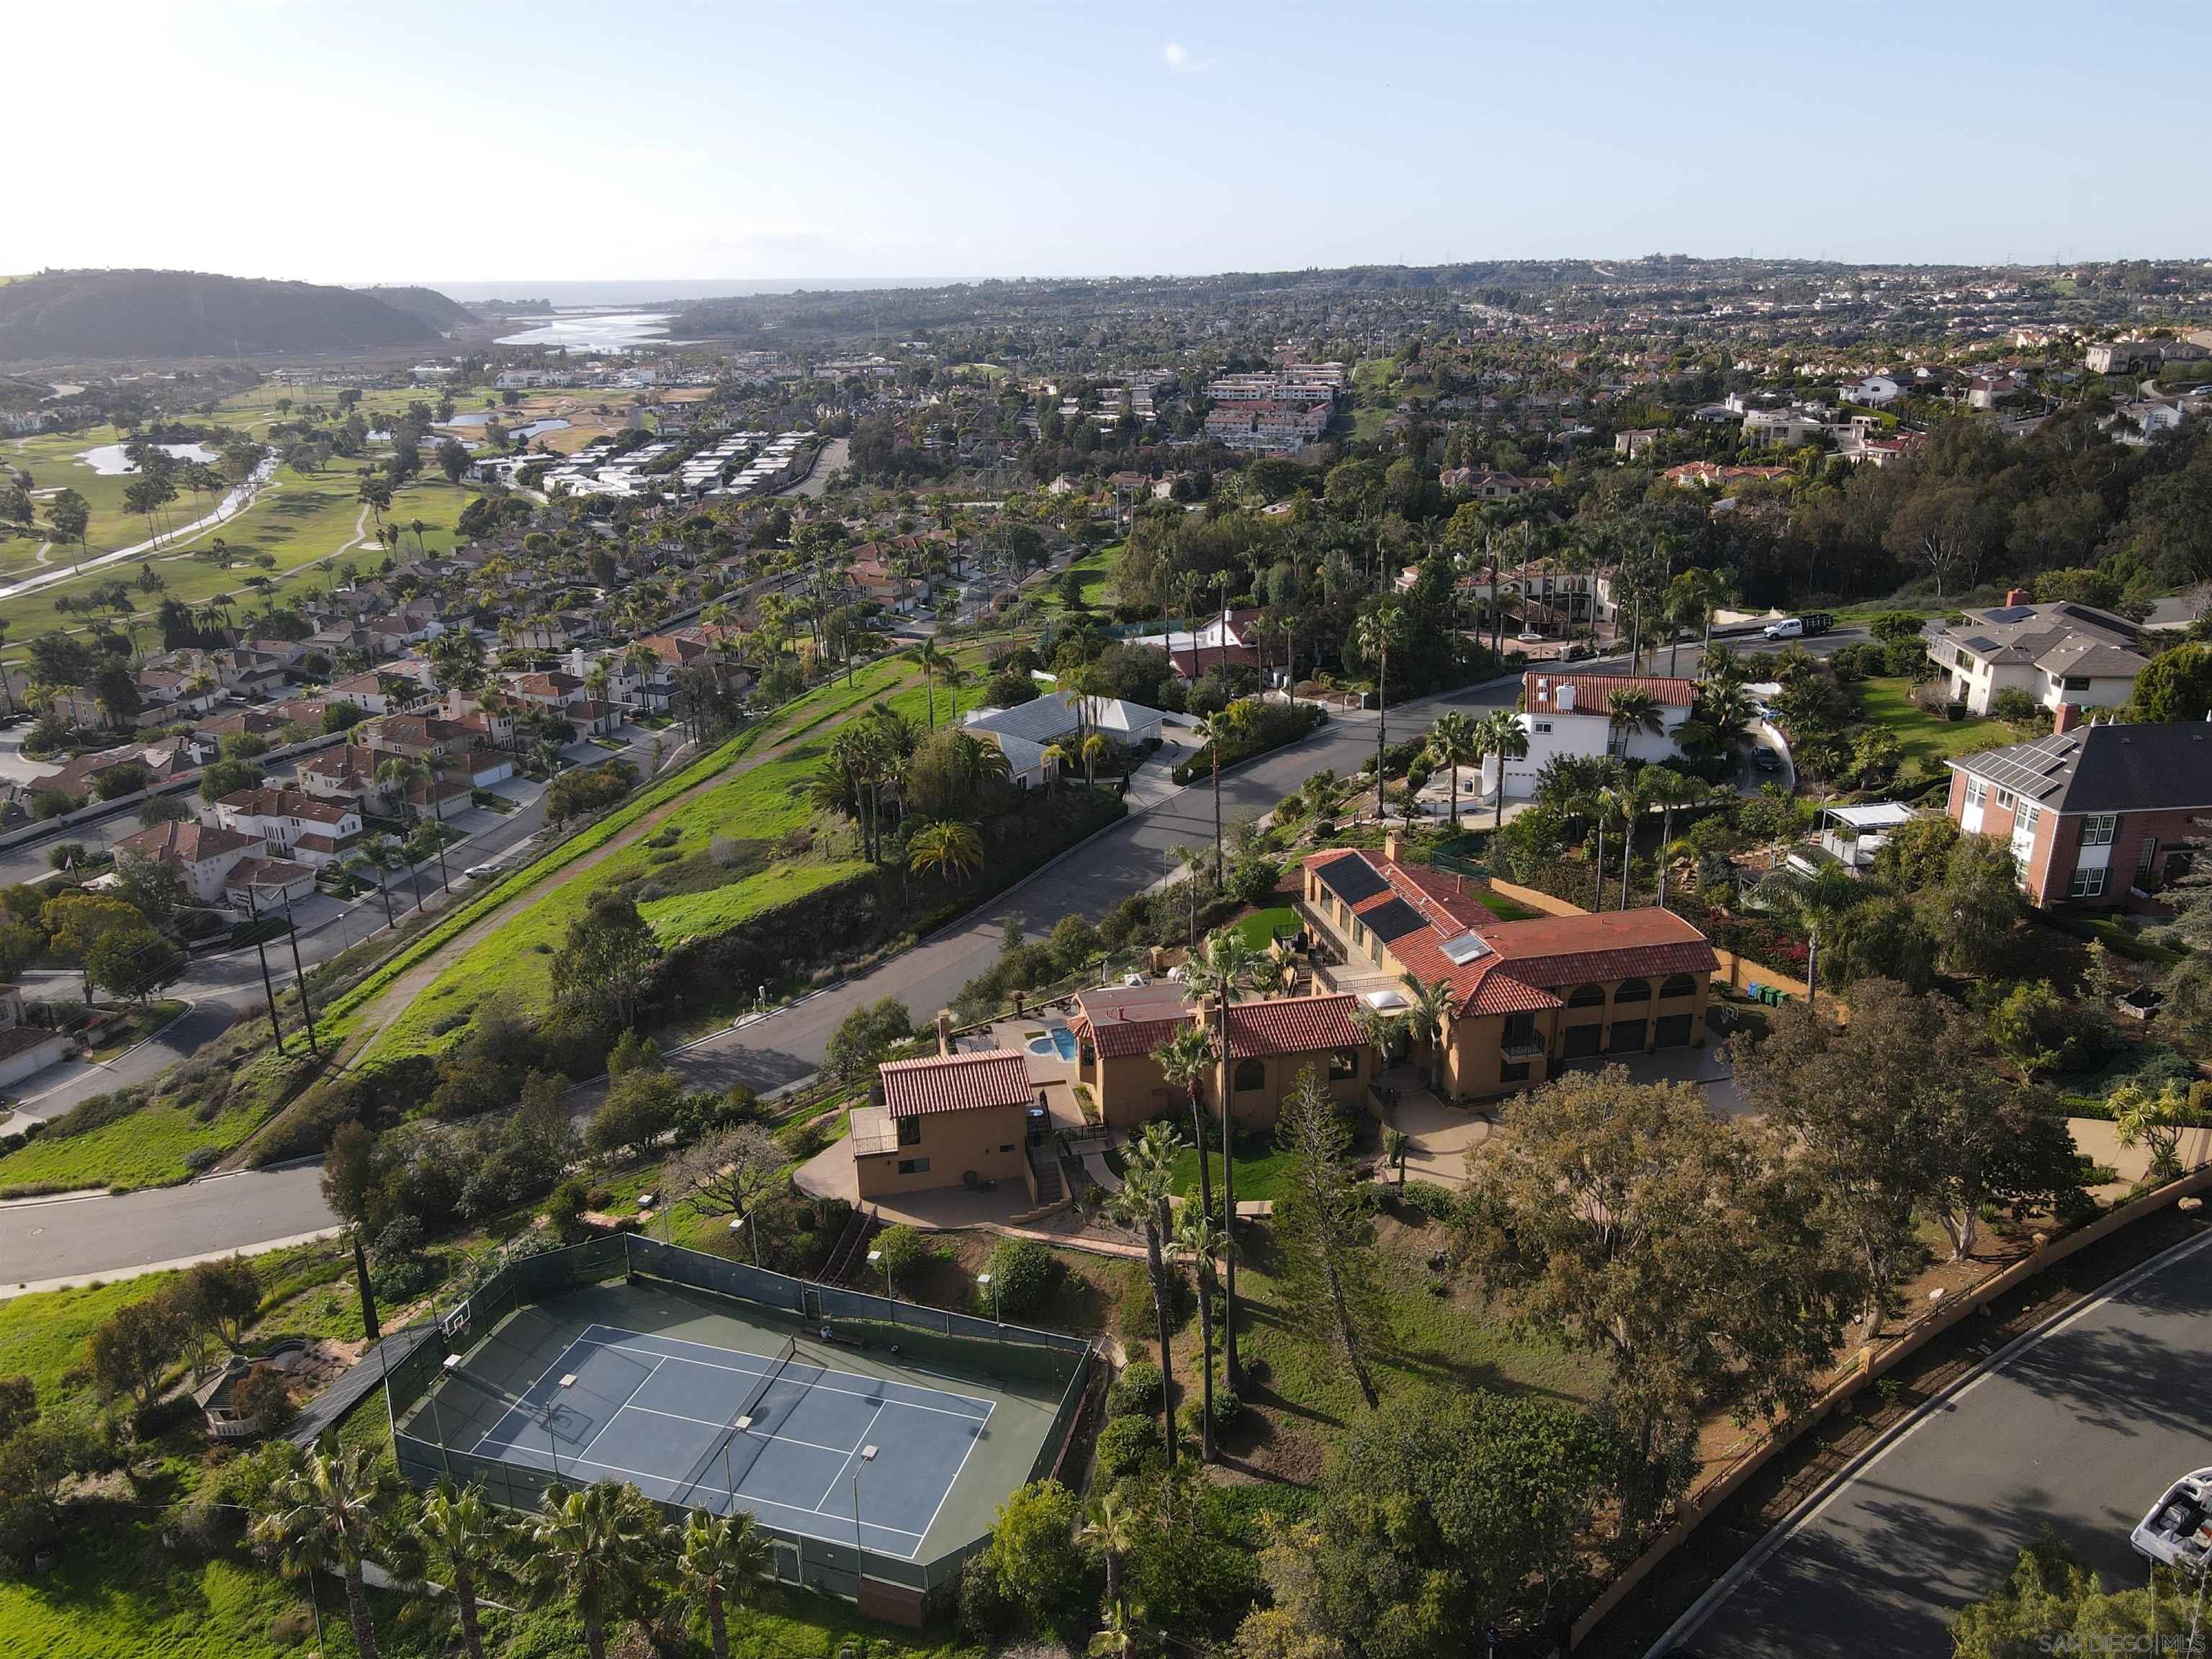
[453,1321,992,1558]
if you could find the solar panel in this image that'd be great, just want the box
[1318,856,1388,905]
[1361,897,1427,943]
[1439,931,1492,966]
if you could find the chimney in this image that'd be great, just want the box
[1383,830,1403,865]
[935,1009,953,1056]
[2003,588,2030,608]
[2054,701,2082,736]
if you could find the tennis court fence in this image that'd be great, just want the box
[380,1233,1097,1603]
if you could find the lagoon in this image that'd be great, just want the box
[493,310,673,352]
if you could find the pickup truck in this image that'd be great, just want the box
[1762,612,1835,640]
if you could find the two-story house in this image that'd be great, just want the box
[209,788,362,867]
[1300,839,1719,1099]
[1487,671,1697,801]
[1946,716,2212,907]
[1066,984,1371,1130]
[1922,598,2150,716]
[848,1048,1042,1202]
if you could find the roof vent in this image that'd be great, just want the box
[1440,931,1492,966]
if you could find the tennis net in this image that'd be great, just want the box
[439,1360,549,1442]
[670,1336,799,1514]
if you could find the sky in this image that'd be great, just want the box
[9,0,2210,292]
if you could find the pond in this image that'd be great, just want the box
[75,441,218,476]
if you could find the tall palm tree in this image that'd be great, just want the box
[400,1481,511,1659]
[1078,1493,1137,1606]
[1667,567,1731,677]
[518,1481,662,1659]
[1643,770,1711,908]
[1475,706,1529,832]
[674,1509,769,1659]
[251,1440,403,1659]
[1172,1203,1231,1462]
[1425,709,1479,830]
[1154,1024,1218,1234]
[1398,972,1457,1097]
[907,638,946,728]
[1589,783,1632,912]
[1168,842,1208,952]
[1184,929,1265,1385]
[1106,1123,1184,1465]
[1352,602,1409,823]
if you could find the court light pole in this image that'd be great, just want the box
[977,1272,999,1324]
[868,1247,891,1300]
[730,1210,759,1264]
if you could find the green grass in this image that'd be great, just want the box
[1855,677,2017,770]
[1230,904,1299,950]
[0,1092,272,1197]
[0,1274,157,1395]
[1467,887,1537,922]
[1037,541,1122,613]
[1170,1143,1300,1204]
[376,657,992,1058]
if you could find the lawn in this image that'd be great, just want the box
[1038,541,1122,613]
[1229,904,1299,950]
[1854,677,2018,770]
[0,1090,274,1197]
[1467,886,1537,922]
[1170,1142,1300,1205]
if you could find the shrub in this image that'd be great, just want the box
[982,1236,1058,1319]
[1108,1358,1164,1417]
[1176,1381,1241,1439]
[874,1223,931,1282]
[1394,1179,1463,1222]
[1092,1413,1159,1481]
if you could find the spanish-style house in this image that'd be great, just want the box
[1485,671,1696,801]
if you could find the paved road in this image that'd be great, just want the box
[14,630,1855,1277]
[0,1161,335,1289]
[8,995,241,1125]
[1671,1230,2212,1658]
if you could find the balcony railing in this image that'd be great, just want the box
[1501,1037,1545,1062]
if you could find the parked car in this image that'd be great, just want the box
[2132,1469,2212,1570]
[1516,628,1546,642]
[1753,747,1783,772]
[1762,613,1835,640]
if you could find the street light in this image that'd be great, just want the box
[977,1272,999,1324]
[868,1247,891,1300]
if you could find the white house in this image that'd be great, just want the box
[1484,672,1697,801]
[1921,599,2150,716]
[962,691,1186,770]
[114,818,264,904]
[1840,374,1904,407]
[0,985,71,1089]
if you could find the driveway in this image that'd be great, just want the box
[1665,1229,2212,1658]
[4,996,241,1127]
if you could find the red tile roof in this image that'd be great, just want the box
[878,1048,1033,1118]
[1303,848,1715,1017]
[1071,983,1191,1058]
[1524,671,1696,714]
[1223,994,1362,1057]
[117,819,259,863]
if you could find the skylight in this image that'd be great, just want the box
[1439,931,1492,966]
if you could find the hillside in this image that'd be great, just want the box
[0,269,436,361]
[351,283,475,333]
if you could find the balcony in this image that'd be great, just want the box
[848,1105,900,1159]
[1501,1037,1546,1063]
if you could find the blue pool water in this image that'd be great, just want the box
[1028,1028,1078,1061]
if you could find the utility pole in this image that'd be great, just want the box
[253,927,286,1051]
[281,889,320,1056]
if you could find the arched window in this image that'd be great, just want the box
[1233,1058,1267,1094]
[1566,983,1606,1007]
[1659,974,1699,999]
[1613,978,1651,1004]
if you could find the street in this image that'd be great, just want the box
[1667,1230,2212,1658]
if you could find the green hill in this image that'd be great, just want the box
[0,269,437,361]
[351,284,475,333]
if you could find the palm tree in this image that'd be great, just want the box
[1752,860,1863,1011]
[251,1440,403,1659]
[1475,706,1529,832]
[1667,567,1731,677]
[1423,709,1478,830]
[907,639,946,728]
[1184,929,1266,1385]
[1089,1599,1144,1659]
[1078,1493,1137,1606]
[1398,972,1457,1097]
[401,1481,511,1659]
[1171,1203,1231,1462]
[1106,1123,1184,1465]
[1200,698,1258,879]
[1643,770,1711,908]
[1352,602,1410,822]
[1606,688,1665,760]
[1153,1024,1218,1235]
[518,1480,662,1659]
[674,1509,769,1659]
[1168,842,1208,952]
[1079,732,1110,789]
[345,844,397,930]
[908,819,984,887]
[1590,783,1631,912]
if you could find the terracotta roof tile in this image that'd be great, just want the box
[1223,995,1362,1057]
[878,1048,1033,1118]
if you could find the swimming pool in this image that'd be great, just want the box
[1027,1028,1078,1062]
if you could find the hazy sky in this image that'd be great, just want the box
[10,1,2208,289]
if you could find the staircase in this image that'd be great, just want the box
[1028,1143,1065,1206]
[822,1206,885,1285]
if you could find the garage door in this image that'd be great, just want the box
[1560,1022,1602,1059]
[1653,1014,1693,1049]
[1608,1019,1647,1053]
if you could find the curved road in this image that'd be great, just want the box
[4,630,1861,1283]
[1664,1228,2212,1657]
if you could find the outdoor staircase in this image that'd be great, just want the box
[823,1206,885,1285]
[1028,1143,1066,1206]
